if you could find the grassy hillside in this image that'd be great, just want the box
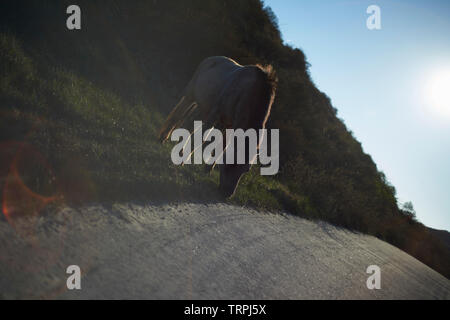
[0,0,449,278]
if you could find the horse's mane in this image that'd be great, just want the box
[257,64,278,94]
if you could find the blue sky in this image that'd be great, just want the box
[264,0,450,231]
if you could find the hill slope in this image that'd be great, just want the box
[0,0,449,279]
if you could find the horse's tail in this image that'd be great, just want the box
[158,96,197,143]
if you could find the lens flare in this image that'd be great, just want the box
[425,68,450,119]
[2,142,59,241]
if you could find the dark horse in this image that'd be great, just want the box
[159,56,277,197]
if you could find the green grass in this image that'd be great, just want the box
[0,33,298,212]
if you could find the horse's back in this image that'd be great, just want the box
[191,57,242,105]
[193,58,265,104]
[198,56,242,71]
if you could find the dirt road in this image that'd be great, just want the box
[1,203,449,299]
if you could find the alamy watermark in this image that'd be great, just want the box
[170,121,279,175]
[367,5,381,30]
[66,265,81,290]
[66,5,81,30]
[366,265,381,289]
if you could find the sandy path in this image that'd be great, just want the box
[0,202,449,299]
